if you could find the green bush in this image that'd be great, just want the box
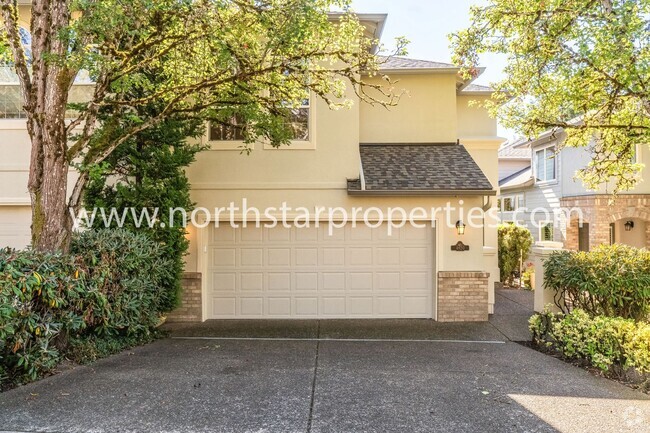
[530,309,650,376]
[498,224,534,285]
[0,250,87,384]
[0,229,171,388]
[71,229,173,336]
[544,244,650,320]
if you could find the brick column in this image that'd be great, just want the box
[167,272,203,322]
[437,272,489,322]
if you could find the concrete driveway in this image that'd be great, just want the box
[0,291,648,433]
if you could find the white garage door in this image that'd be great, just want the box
[0,206,31,249]
[206,223,435,319]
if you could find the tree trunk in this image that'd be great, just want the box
[29,122,73,252]
[22,0,76,252]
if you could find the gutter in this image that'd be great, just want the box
[359,160,366,191]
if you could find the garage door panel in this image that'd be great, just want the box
[376,247,401,265]
[268,297,291,316]
[347,272,373,291]
[240,298,263,316]
[207,223,434,319]
[321,297,346,315]
[375,272,400,290]
[295,248,318,266]
[240,226,264,242]
[267,248,290,266]
[268,273,291,291]
[240,248,263,266]
[240,273,263,291]
[295,273,318,291]
[322,248,345,265]
[212,248,236,267]
[348,297,374,315]
[212,297,236,316]
[295,297,318,316]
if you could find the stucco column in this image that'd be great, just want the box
[531,242,564,312]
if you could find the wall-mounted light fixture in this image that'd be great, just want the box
[456,220,466,236]
[624,220,634,232]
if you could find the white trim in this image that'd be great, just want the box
[0,198,30,206]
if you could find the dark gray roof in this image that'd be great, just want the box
[348,144,495,196]
[378,56,456,70]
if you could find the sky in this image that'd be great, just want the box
[348,0,515,140]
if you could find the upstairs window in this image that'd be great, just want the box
[535,146,556,182]
[208,116,246,141]
[287,97,310,141]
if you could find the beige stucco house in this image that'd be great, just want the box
[0,12,504,322]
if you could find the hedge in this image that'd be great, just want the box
[0,229,172,388]
[530,309,650,378]
[544,244,650,320]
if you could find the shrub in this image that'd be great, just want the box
[544,244,650,320]
[0,229,171,388]
[71,229,173,336]
[498,224,534,285]
[530,309,650,376]
[0,250,87,384]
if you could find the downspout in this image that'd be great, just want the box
[359,159,366,191]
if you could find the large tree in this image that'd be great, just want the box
[452,0,650,192]
[0,0,403,252]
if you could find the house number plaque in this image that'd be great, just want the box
[451,242,470,252]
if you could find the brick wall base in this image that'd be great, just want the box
[167,272,202,322]
[437,271,489,322]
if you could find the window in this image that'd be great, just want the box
[540,222,554,242]
[208,116,246,141]
[503,197,515,212]
[516,194,525,209]
[535,146,556,182]
[499,194,525,212]
[286,97,310,141]
[609,223,616,244]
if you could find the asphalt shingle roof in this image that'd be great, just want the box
[461,83,494,93]
[378,56,456,70]
[348,144,495,195]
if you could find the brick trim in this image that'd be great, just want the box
[167,272,203,322]
[437,271,489,322]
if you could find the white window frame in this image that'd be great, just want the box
[534,144,557,184]
[498,193,525,212]
[539,221,554,242]
[204,116,248,151]
[264,92,315,150]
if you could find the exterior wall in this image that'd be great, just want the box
[167,272,203,322]
[437,271,489,322]
[359,74,458,143]
[498,159,529,181]
[561,194,650,251]
[456,95,497,138]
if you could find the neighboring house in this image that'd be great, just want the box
[497,129,650,249]
[0,12,504,322]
